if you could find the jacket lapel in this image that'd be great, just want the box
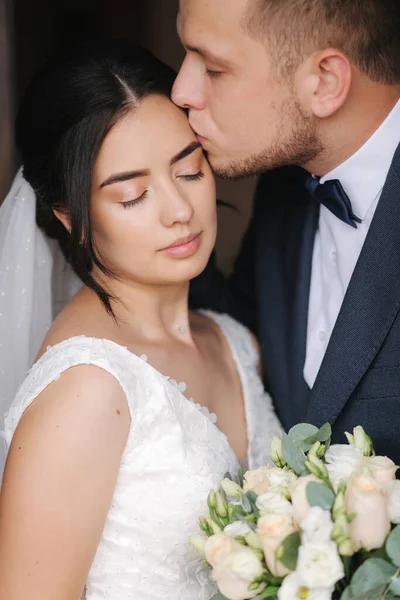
[286,185,318,423]
[306,144,400,426]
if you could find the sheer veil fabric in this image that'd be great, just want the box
[0,170,81,478]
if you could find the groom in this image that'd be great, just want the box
[172,0,400,462]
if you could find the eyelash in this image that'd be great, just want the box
[120,171,205,209]
[206,68,222,78]
[120,190,148,209]
[181,170,205,181]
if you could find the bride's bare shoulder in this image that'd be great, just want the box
[36,287,111,360]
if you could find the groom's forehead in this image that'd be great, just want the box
[177,0,249,54]
[177,0,247,36]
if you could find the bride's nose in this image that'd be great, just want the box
[160,188,195,227]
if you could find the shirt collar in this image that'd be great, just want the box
[320,99,400,221]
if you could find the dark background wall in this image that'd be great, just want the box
[1,0,256,272]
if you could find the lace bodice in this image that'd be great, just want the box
[3,311,282,600]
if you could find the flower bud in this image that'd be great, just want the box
[216,492,228,519]
[305,454,329,481]
[245,530,263,550]
[190,534,207,558]
[199,517,213,536]
[345,426,374,457]
[210,519,222,535]
[208,490,217,509]
[332,487,346,521]
[270,436,287,468]
[338,539,354,557]
[221,478,243,499]
[331,515,350,544]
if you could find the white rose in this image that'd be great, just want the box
[267,467,298,491]
[296,541,344,588]
[212,548,265,600]
[224,522,253,538]
[278,572,334,600]
[256,488,294,516]
[243,466,271,495]
[257,513,298,577]
[301,506,334,543]
[205,533,248,568]
[386,480,400,524]
[325,444,364,491]
[366,456,398,486]
[290,474,319,525]
[346,475,391,551]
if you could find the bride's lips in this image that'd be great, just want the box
[159,232,203,258]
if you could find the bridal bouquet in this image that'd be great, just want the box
[190,424,400,600]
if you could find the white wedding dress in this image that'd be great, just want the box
[2,310,282,600]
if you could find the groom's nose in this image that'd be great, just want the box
[172,56,207,111]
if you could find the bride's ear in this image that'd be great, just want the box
[53,209,71,233]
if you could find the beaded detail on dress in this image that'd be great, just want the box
[2,311,282,600]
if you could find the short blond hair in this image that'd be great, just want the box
[243,0,400,84]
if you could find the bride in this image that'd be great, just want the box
[0,39,281,599]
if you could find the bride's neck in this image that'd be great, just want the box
[94,276,193,344]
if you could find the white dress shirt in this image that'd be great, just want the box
[304,99,400,388]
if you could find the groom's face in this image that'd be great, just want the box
[173,0,321,178]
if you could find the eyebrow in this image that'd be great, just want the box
[99,141,202,188]
[184,44,232,68]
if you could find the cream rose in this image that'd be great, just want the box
[290,474,319,525]
[205,533,248,568]
[325,444,364,491]
[243,466,271,495]
[256,488,294,516]
[346,475,391,551]
[257,513,297,577]
[296,541,344,588]
[278,572,334,600]
[386,480,400,524]
[212,550,265,600]
[366,455,398,486]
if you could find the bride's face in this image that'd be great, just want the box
[91,95,217,286]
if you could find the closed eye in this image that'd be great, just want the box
[206,68,222,78]
[120,190,148,209]
[180,171,205,181]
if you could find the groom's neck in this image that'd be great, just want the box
[304,84,400,177]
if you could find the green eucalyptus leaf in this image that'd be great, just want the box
[282,433,306,475]
[306,481,335,510]
[304,423,333,447]
[276,531,301,571]
[210,594,229,600]
[237,468,246,488]
[386,525,400,567]
[350,558,397,597]
[288,423,319,452]
[258,585,280,598]
[340,587,356,600]
[389,575,400,596]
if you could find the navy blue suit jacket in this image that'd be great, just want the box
[190,143,400,464]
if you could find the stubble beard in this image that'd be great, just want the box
[209,100,324,180]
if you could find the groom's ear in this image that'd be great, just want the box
[53,209,71,234]
[297,48,352,120]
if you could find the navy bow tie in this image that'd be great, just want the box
[301,171,361,228]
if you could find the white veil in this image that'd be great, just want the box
[0,169,82,478]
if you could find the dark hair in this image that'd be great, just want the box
[244,0,400,84]
[16,39,176,314]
